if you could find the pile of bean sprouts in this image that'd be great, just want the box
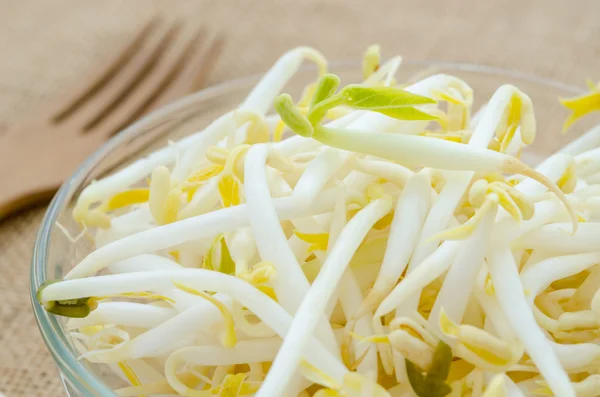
[37,45,600,397]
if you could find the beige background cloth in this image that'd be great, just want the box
[0,0,598,395]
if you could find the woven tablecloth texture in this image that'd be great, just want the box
[0,0,599,395]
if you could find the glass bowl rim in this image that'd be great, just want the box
[30,59,584,396]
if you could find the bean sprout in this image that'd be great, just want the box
[37,46,600,397]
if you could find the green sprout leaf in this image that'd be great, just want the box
[274,94,315,137]
[405,359,426,395]
[340,85,438,121]
[422,378,453,397]
[277,75,438,139]
[427,339,453,381]
[44,299,96,318]
[310,73,340,109]
[306,74,343,125]
[37,280,97,318]
[406,340,453,397]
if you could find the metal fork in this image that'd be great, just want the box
[0,17,225,219]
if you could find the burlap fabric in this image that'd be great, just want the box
[0,1,598,395]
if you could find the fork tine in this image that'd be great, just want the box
[187,34,225,92]
[109,33,225,137]
[52,17,161,123]
[69,21,183,132]
[95,26,210,137]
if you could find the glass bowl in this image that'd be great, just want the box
[31,61,593,396]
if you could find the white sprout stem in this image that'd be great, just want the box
[264,112,283,131]
[107,254,208,311]
[292,148,351,202]
[473,269,518,340]
[171,112,236,181]
[347,111,407,134]
[233,301,276,338]
[579,171,600,185]
[531,123,600,183]
[399,85,522,314]
[291,217,340,321]
[400,172,473,272]
[392,352,407,385]
[240,47,326,115]
[584,171,600,184]
[124,294,232,360]
[383,56,402,87]
[75,46,326,209]
[41,269,347,381]
[275,135,323,157]
[480,85,535,146]
[551,340,600,370]
[107,254,183,274]
[171,47,326,181]
[95,207,154,247]
[575,178,588,190]
[571,184,600,200]
[553,124,600,158]
[326,188,380,376]
[244,144,339,353]
[343,171,377,198]
[402,197,559,313]
[574,146,600,176]
[273,110,364,158]
[328,185,347,249]
[167,337,283,367]
[370,313,394,376]
[401,87,528,297]
[470,103,487,129]
[407,74,473,100]
[493,199,560,241]
[128,359,166,383]
[227,227,257,275]
[316,127,520,172]
[486,244,575,397]
[361,170,432,314]
[515,222,600,253]
[397,171,472,314]
[352,158,413,188]
[520,251,600,305]
[337,271,378,378]
[364,56,402,87]
[288,234,311,263]
[504,376,526,397]
[75,133,202,212]
[288,107,424,203]
[67,302,176,330]
[374,240,461,318]
[505,127,525,157]
[174,239,213,267]
[178,178,220,219]
[65,188,337,279]
[429,200,498,327]
[257,197,392,397]
[584,196,600,218]
[289,79,460,198]
[43,46,600,397]
[71,294,227,362]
